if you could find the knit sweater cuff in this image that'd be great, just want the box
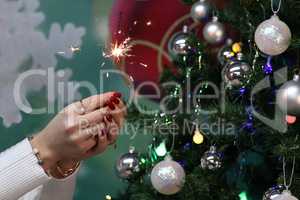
[0,138,50,200]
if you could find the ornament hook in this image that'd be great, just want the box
[282,156,296,190]
[271,0,282,15]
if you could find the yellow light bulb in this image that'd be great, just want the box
[232,42,242,53]
[193,129,204,144]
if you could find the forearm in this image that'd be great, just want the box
[0,139,49,200]
[38,166,79,200]
[19,166,79,200]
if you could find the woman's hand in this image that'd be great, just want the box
[30,91,126,172]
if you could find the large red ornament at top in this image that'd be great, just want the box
[109,0,190,87]
[109,0,230,91]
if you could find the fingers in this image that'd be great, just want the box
[110,102,126,128]
[80,107,109,126]
[118,99,127,116]
[72,123,105,142]
[105,117,119,145]
[85,131,109,157]
[81,92,122,112]
[81,138,97,150]
[79,98,126,130]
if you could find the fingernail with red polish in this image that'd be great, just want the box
[111,97,120,104]
[113,92,122,98]
[106,115,113,122]
[109,103,115,110]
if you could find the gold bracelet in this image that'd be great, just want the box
[56,161,80,178]
[28,136,80,178]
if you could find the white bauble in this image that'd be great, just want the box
[255,15,291,56]
[191,0,212,22]
[273,190,298,200]
[168,25,191,57]
[203,17,225,44]
[115,148,140,179]
[150,157,185,195]
[276,75,300,116]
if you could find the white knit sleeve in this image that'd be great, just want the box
[0,139,50,200]
[19,167,79,200]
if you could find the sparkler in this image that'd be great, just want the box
[103,37,133,62]
[56,45,81,55]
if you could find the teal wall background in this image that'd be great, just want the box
[0,0,151,199]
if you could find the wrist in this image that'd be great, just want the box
[50,160,80,179]
[59,159,79,169]
[29,134,60,171]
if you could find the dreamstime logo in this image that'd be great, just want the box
[13,67,289,134]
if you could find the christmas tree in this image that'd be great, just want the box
[112,0,300,199]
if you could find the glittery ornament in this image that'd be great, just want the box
[201,146,222,170]
[273,190,298,200]
[277,74,300,116]
[263,185,285,200]
[224,53,252,87]
[116,147,140,179]
[168,25,191,57]
[151,156,185,195]
[255,15,291,56]
[203,17,225,44]
[191,0,212,22]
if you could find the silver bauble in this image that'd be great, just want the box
[255,15,291,56]
[217,38,234,65]
[116,147,140,179]
[224,53,252,87]
[168,25,191,57]
[263,185,285,200]
[191,0,212,22]
[277,75,300,116]
[151,156,185,195]
[273,190,299,200]
[203,17,226,44]
[201,146,222,170]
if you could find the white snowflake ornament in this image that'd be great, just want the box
[0,0,86,127]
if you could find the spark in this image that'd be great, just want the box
[103,37,133,62]
[139,62,148,68]
[146,21,152,26]
[133,20,138,25]
[106,72,109,78]
[117,30,122,34]
[105,195,112,200]
[100,62,105,68]
[69,45,81,53]
[129,76,134,82]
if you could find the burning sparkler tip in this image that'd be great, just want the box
[103,37,133,61]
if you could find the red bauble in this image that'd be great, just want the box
[109,0,190,87]
[109,0,233,92]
